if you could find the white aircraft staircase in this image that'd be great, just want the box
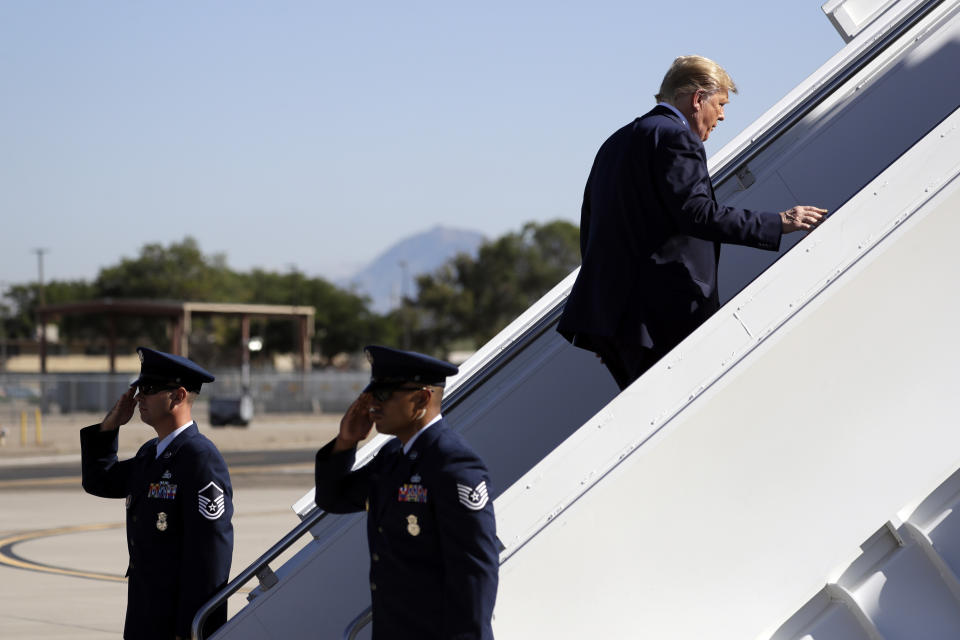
[194,0,960,637]
[492,79,960,640]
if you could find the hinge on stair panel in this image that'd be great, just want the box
[256,566,280,591]
[735,165,756,191]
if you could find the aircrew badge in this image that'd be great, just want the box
[398,483,428,503]
[406,514,420,537]
[156,512,168,531]
[456,480,489,511]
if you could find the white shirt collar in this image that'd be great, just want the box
[403,414,442,454]
[156,421,193,458]
[656,101,689,128]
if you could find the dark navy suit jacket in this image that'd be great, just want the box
[558,105,781,358]
[81,423,234,640]
[315,419,498,640]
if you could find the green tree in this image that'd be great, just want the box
[232,269,397,362]
[89,237,243,350]
[398,219,580,355]
[3,222,580,367]
[2,280,99,341]
[95,237,241,302]
[4,237,396,365]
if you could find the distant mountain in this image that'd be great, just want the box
[342,226,486,313]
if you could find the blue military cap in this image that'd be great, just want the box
[132,346,215,393]
[363,345,458,391]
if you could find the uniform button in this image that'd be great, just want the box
[370,582,377,591]
[371,553,379,562]
[131,516,137,522]
[377,526,384,534]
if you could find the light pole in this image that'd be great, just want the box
[32,249,48,413]
[33,249,47,305]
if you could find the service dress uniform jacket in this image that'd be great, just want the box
[81,423,234,639]
[315,419,498,640]
[558,104,782,366]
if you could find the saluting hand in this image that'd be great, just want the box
[780,205,828,233]
[100,387,136,432]
[334,393,375,452]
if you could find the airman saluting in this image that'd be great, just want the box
[81,347,233,640]
[315,345,499,639]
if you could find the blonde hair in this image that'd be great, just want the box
[655,55,737,105]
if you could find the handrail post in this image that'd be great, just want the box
[190,508,328,640]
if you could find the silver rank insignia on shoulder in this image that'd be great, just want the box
[156,512,168,531]
[457,480,489,511]
[198,481,226,520]
[125,495,132,510]
[406,514,420,536]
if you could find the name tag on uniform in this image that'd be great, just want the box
[148,481,178,500]
[398,484,428,503]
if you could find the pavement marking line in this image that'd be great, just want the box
[0,522,128,582]
[0,513,287,589]
[0,476,82,489]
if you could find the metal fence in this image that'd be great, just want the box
[0,370,369,417]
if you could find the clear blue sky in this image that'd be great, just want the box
[1,1,845,288]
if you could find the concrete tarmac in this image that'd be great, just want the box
[0,411,349,639]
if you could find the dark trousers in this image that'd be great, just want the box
[571,293,718,391]
[572,332,660,391]
[589,335,659,391]
[577,309,712,390]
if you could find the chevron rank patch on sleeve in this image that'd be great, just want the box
[456,480,489,511]
[198,481,226,520]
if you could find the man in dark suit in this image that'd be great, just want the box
[315,345,498,640]
[558,55,827,390]
[81,347,233,640]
